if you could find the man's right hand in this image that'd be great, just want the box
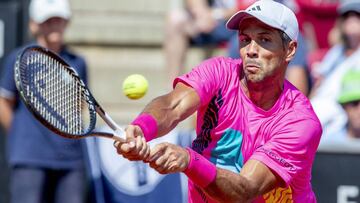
[113,125,150,161]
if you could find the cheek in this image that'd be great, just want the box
[260,53,279,69]
[239,48,246,58]
[342,18,360,35]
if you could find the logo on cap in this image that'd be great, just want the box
[248,5,261,11]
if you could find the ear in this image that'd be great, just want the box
[29,20,40,36]
[285,41,297,63]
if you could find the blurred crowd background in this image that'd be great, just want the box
[0,0,360,203]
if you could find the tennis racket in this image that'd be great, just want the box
[14,45,125,142]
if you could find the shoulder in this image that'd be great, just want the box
[61,47,87,70]
[278,81,323,134]
[3,46,26,65]
[1,45,30,74]
[61,47,86,63]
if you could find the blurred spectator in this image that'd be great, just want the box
[285,33,311,95]
[287,0,340,94]
[321,69,360,142]
[294,0,340,52]
[0,0,88,203]
[311,0,360,137]
[164,0,237,85]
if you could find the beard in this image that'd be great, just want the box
[243,59,266,83]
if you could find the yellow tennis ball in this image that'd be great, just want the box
[122,74,148,100]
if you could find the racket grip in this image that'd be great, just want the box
[113,128,126,142]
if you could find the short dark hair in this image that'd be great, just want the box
[278,30,292,49]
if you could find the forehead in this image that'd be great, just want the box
[239,17,279,35]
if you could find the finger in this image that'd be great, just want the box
[150,152,168,169]
[133,125,145,137]
[143,144,151,163]
[119,142,136,153]
[125,125,137,141]
[153,159,172,174]
[149,143,167,162]
[138,137,149,159]
[122,139,147,160]
[135,135,143,153]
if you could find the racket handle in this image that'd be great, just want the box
[113,128,126,142]
[96,106,126,140]
[112,135,126,142]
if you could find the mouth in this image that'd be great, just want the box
[244,64,260,73]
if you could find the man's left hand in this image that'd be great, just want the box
[147,142,189,174]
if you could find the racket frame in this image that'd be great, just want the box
[14,45,125,142]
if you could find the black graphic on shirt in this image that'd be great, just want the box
[192,89,224,154]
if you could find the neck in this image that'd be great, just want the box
[241,76,284,111]
[347,125,360,139]
[344,38,360,56]
[37,38,62,53]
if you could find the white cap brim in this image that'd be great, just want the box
[33,11,71,24]
[226,11,282,34]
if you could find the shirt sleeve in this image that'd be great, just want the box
[250,115,322,186]
[173,57,231,106]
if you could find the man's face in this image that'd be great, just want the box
[343,100,360,137]
[340,11,360,47]
[37,17,68,45]
[238,18,294,83]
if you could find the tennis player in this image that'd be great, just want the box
[115,0,322,202]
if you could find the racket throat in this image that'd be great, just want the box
[95,106,126,140]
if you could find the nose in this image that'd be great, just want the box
[246,40,259,58]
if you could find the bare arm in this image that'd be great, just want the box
[0,97,15,133]
[141,82,200,137]
[186,0,211,17]
[186,0,237,20]
[204,159,281,203]
[148,144,282,203]
[114,83,200,160]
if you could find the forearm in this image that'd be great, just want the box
[186,0,211,17]
[0,97,15,132]
[211,7,238,20]
[141,95,186,136]
[137,83,199,138]
[184,150,278,203]
[204,168,256,203]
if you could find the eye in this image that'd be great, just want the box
[239,35,250,43]
[260,37,271,43]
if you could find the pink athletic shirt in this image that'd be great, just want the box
[174,57,322,203]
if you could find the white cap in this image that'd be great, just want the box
[338,0,360,15]
[29,0,71,24]
[226,0,299,41]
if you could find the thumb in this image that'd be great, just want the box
[114,140,135,153]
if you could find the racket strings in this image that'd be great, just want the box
[21,51,92,135]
